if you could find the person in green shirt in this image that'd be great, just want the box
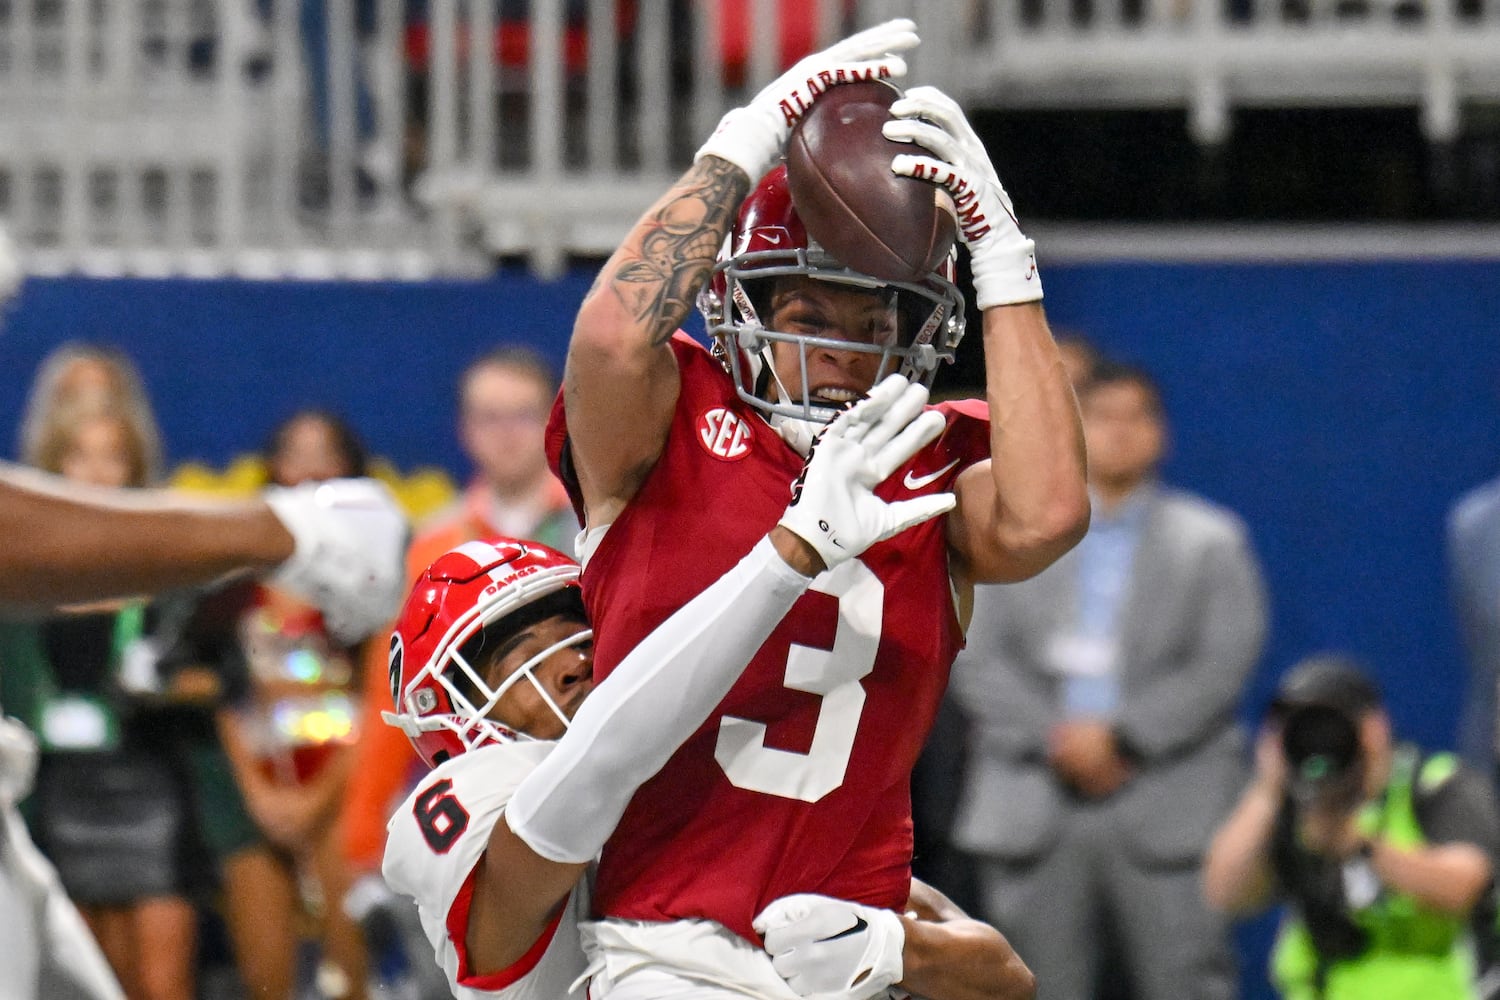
[1204,655,1500,1000]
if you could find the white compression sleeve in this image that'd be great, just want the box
[505,536,811,863]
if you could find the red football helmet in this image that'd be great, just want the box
[382,538,589,768]
[696,164,965,427]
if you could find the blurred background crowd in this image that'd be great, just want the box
[2,2,1500,1000]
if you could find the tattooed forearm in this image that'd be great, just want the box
[607,157,750,345]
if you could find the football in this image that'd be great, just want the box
[785,79,957,283]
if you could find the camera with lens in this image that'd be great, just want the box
[1280,701,1365,808]
[1271,655,1380,809]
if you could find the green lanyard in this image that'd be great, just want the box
[109,602,147,671]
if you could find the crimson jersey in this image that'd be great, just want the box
[545,334,990,943]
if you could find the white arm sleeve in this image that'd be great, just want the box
[505,535,810,863]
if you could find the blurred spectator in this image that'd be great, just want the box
[0,386,201,1000]
[209,409,373,1000]
[1204,655,1500,1000]
[263,407,369,490]
[443,345,577,554]
[1448,474,1500,787]
[17,343,162,481]
[338,346,575,995]
[950,361,1267,1000]
[1054,330,1101,393]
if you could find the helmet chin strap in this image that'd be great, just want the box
[755,345,820,455]
[771,410,820,457]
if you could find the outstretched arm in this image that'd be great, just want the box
[952,304,1089,583]
[887,88,1089,585]
[0,463,407,644]
[0,462,291,602]
[564,19,920,525]
[462,379,954,974]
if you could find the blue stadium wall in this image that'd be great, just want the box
[2,260,1497,997]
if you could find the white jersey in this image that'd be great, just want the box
[383,741,589,1000]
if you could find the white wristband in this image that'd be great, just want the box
[972,237,1042,310]
[695,107,783,182]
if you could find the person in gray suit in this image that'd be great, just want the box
[950,361,1269,1000]
[1449,474,1500,787]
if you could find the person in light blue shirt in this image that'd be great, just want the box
[1064,479,1151,719]
[951,361,1269,1000]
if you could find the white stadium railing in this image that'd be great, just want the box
[0,0,467,279]
[948,0,1500,144]
[1,0,1497,279]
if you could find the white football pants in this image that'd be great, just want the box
[0,804,124,1000]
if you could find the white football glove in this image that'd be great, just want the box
[777,374,954,571]
[263,477,408,645]
[884,86,1042,310]
[695,18,920,181]
[754,894,906,1000]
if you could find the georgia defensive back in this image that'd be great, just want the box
[381,540,594,1000]
[385,741,588,1000]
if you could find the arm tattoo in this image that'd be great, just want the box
[607,158,750,346]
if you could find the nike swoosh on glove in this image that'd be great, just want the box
[754,893,906,1000]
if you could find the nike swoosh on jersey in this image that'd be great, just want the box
[903,458,961,490]
[819,915,869,942]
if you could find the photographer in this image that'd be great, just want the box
[1203,655,1500,1000]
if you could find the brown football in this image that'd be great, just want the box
[785,79,957,283]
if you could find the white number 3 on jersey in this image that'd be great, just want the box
[714,560,881,802]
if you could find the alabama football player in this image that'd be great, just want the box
[548,16,1086,1000]
[383,381,1036,1000]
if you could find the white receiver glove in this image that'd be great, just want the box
[884,86,1042,309]
[777,374,954,571]
[695,18,920,181]
[754,893,906,1000]
[263,477,408,645]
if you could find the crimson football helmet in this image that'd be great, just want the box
[697,164,965,428]
[382,538,590,768]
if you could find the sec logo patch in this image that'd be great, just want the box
[697,407,754,461]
